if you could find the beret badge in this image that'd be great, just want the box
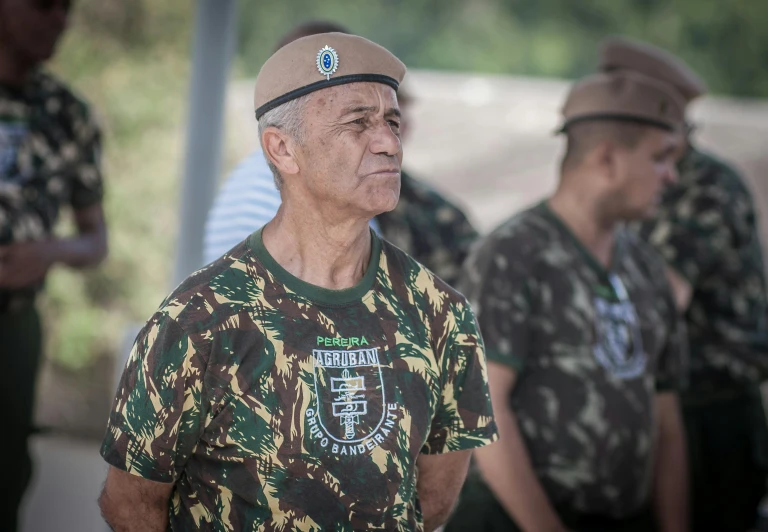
[316,46,339,80]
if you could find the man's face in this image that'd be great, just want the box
[293,82,402,219]
[0,0,70,64]
[611,127,680,220]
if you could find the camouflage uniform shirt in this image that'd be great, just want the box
[101,229,497,531]
[0,70,103,309]
[377,170,478,287]
[634,146,768,392]
[462,202,686,517]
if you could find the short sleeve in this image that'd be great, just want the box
[459,240,532,371]
[69,105,104,209]
[100,313,206,483]
[636,186,734,285]
[421,301,498,455]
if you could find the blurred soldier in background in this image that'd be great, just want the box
[600,36,768,532]
[204,21,477,286]
[447,71,689,532]
[0,0,108,529]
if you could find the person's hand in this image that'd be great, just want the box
[0,240,55,289]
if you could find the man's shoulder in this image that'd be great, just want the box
[476,204,555,264]
[380,237,469,307]
[156,242,262,335]
[33,70,96,125]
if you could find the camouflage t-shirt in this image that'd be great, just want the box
[101,229,497,531]
[634,146,768,392]
[0,70,104,310]
[461,202,686,518]
[377,170,478,287]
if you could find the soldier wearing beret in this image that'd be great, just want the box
[446,71,689,532]
[600,36,768,532]
[0,0,108,529]
[98,33,498,531]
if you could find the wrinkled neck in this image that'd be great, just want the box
[261,201,373,291]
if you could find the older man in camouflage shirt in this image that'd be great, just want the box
[600,36,768,532]
[99,33,497,532]
[0,0,108,529]
[447,71,689,532]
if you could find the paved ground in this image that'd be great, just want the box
[20,435,107,532]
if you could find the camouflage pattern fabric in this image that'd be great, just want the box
[376,170,478,287]
[633,145,768,393]
[101,228,497,531]
[460,202,686,518]
[0,70,104,310]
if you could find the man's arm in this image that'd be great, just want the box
[416,449,472,532]
[98,466,173,532]
[653,392,688,532]
[0,203,107,289]
[53,203,108,268]
[474,361,567,532]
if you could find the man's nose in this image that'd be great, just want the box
[369,122,401,157]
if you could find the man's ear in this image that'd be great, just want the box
[262,127,300,177]
[591,140,620,183]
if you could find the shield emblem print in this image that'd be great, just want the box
[592,297,647,380]
[312,348,386,443]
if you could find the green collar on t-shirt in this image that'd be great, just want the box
[248,227,381,306]
[537,200,626,302]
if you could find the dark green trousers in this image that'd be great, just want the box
[683,387,768,532]
[444,477,655,532]
[0,305,42,532]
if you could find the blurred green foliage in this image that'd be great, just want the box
[239,0,768,97]
[42,0,193,369]
[45,0,768,370]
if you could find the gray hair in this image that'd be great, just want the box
[257,95,310,190]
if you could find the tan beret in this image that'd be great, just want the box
[599,36,706,102]
[559,71,686,133]
[254,33,406,119]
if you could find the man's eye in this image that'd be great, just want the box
[388,120,400,128]
[351,118,365,125]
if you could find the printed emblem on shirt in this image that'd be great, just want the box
[307,336,399,456]
[592,276,647,380]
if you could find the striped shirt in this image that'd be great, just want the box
[203,151,379,265]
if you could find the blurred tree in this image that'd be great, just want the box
[237,0,768,97]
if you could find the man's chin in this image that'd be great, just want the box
[370,194,399,216]
[365,181,400,213]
